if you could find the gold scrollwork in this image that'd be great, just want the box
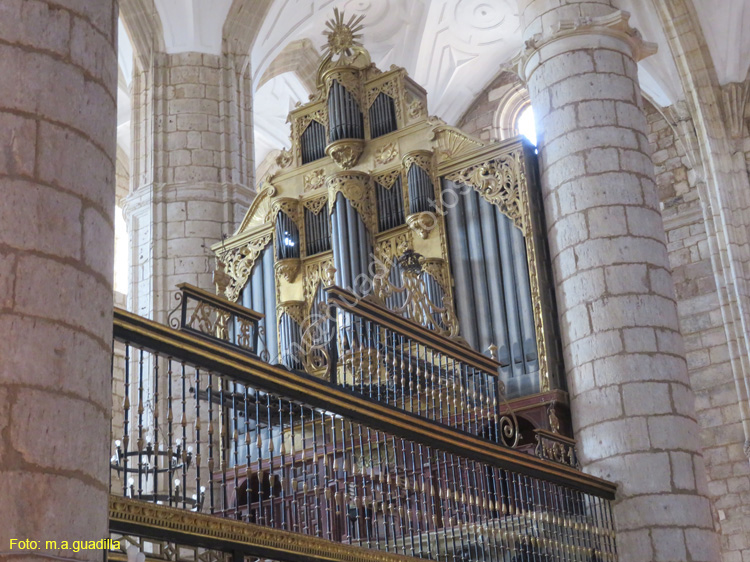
[402,150,434,175]
[326,138,365,170]
[375,142,398,166]
[304,168,326,192]
[276,148,293,168]
[444,151,525,233]
[302,194,328,215]
[372,169,401,189]
[277,300,307,326]
[215,232,273,302]
[186,300,231,341]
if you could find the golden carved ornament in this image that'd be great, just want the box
[315,9,371,90]
[235,184,276,234]
[376,249,459,338]
[110,496,427,562]
[302,194,328,215]
[375,142,399,166]
[275,257,301,283]
[276,148,293,168]
[303,256,336,308]
[277,300,306,326]
[271,198,302,226]
[402,150,434,176]
[406,211,437,239]
[372,169,401,189]
[326,138,365,170]
[421,258,451,293]
[431,125,485,161]
[444,150,526,233]
[215,232,273,302]
[304,168,326,192]
[324,68,363,104]
[408,99,425,119]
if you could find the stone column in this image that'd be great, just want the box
[0,0,117,559]
[123,52,254,322]
[516,2,720,560]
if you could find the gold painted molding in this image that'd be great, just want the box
[109,496,426,562]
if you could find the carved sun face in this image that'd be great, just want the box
[323,8,365,57]
[327,22,354,54]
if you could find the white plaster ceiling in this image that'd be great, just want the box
[693,0,750,84]
[114,0,750,170]
[154,0,235,55]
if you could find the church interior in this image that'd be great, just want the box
[1,1,750,562]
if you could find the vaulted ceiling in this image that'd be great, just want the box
[117,0,750,168]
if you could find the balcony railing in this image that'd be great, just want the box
[110,289,618,562]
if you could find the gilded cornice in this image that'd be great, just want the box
[109,496,426,562]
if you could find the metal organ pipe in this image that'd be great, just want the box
[510,224,539,373]
[301,121,326,164]
[369,93,397,139]
[262,246,278,364]
[331,191,372,294]
[444,178,540,398]
[407,164,435,215]
[495,208,523,380]
[327,80,364,142]
[463,189,494,355]
[478,192,511,372]
[443,179,479,347]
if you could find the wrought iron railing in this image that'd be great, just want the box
[110,302,618,562]
[316,286,519,448]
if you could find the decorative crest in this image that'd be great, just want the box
[316,9,371,87]
[323,9,365,59]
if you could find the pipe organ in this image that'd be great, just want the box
[214,11,565,435]
[110,13,618,562]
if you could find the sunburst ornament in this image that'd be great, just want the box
[323,8,365,58]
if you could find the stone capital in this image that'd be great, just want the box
[516,10,657,81]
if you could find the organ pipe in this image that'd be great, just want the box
[331,192,372,293]
[443,178,540,397]
[276,211,300,260]
[407,164,435,214]
[240,245,278,365]
[376,178,405,231]
[301,121,326,164]
[369,93,397,138]
[328,80,364,141]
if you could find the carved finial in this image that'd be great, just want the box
[548,403,561,435]
[488,344,498,361]
[325,263,337,285]
[323,9,365,59]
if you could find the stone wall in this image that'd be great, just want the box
[0,0,118,557]
[645,101,750,561]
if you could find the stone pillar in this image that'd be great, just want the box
[0,0,117,558]
[516,2,721,560]
[123,52,254,322]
